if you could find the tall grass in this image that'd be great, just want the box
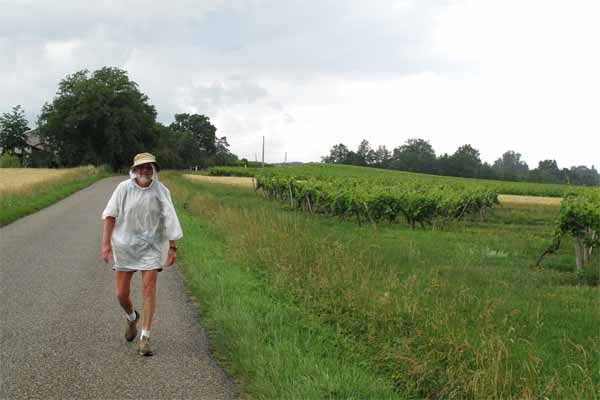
[0,166,111,226]
[175,206,398,399]
[163,172,599,399]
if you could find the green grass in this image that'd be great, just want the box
[0,167,112,226]
[209,164,599,197]
[163,170,599,399]
[173,181,399,399]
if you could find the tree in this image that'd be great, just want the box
[356,139,375,166]
[170,113,217,155]
[214,136,238,166]
[38,67,157,170]
[322,143,351,164]
[567,165,600,186]
[389,138,436,173]
[0,105,30,157]
[446,144,482,178]
[373,145,391,168]
[492,151,529,181]
[529,159,564,184]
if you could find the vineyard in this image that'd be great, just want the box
[210,163,600,271]
[255,174,498,227]
[209,164,595,197]
[167,167,600,398]
[538,191,600,273]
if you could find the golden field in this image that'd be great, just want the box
[183,174,255,189]
[0,167,93,196]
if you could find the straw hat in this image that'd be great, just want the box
[130,152,160,171]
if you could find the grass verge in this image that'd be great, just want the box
[0,166,112,226]
[175,193,398,399]
[163,171,599,399]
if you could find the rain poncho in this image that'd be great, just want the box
[101,166,183,271]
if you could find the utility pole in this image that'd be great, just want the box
[261,136,265,168]
[284,152,287,164]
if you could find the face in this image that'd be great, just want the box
[134,163,154,185]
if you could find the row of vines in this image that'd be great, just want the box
[255,174,499,228]
[537,191,600,271]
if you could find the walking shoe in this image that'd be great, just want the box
[125,310,140,342]
[138,336,153,356]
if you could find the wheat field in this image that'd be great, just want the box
[0,167,92,196]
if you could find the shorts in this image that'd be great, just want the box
[112,265,163,273]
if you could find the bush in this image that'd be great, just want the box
[578,258,600,286]
[0,154,22,168]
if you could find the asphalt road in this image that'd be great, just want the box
[0,176,238,399]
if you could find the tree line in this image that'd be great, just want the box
[322,139,599,186]
[0,67,242,170]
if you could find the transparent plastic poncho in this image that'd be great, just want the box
[101,165,183,270]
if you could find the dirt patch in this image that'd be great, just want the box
[184,174,255,188]
[498,194,561,207]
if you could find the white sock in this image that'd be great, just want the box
[126,311,137,321]
[141,329,150,338]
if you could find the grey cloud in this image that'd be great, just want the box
[2,0,452,160]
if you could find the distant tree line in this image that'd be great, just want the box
[0,67,241,170]
[322,138,599,186]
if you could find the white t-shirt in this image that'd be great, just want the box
[102,177,183,270]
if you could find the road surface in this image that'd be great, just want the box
[0,176,238,399]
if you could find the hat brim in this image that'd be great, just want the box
[130,161,160,172]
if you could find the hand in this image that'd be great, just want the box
[167,248,177,266]
[101,243,112,264]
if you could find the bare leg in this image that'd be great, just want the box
[115,271,135,314]
[141,270,158,331]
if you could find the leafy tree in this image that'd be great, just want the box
[373,145,391,168]
[170,113,217,155]
[214,136,238,166]
[492,151,529,181]
[447,144,482,178]
[0,153,22,168]
[0,105,30,157]
[356,139,375,166]
[38,67,157,170]
[529,159,564,184]
[479,162,497,180]
[389,138,436,173]
[567,165,600,186]
[322,143,351,164]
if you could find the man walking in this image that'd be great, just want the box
[101,153,183,356]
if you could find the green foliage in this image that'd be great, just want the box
[37,67,157,170]
[0,105,30,156]
[323,139,600,186]
[208,163,594,197]
[170,193,398,398]
[538,191,600,273]
[255,174,498,228]
[0,153,22,168]
[154,116,235,169]
[390,138,437,174]
[164,172,599,399]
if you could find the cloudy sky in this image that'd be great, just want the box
[2,0,599,167]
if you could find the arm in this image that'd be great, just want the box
[102,216,115,263]
[167,239,178,266]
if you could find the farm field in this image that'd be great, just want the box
[186,174,563,207]
[163,167,599,399]
[208,164,598,198]
[0,166,111,225]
